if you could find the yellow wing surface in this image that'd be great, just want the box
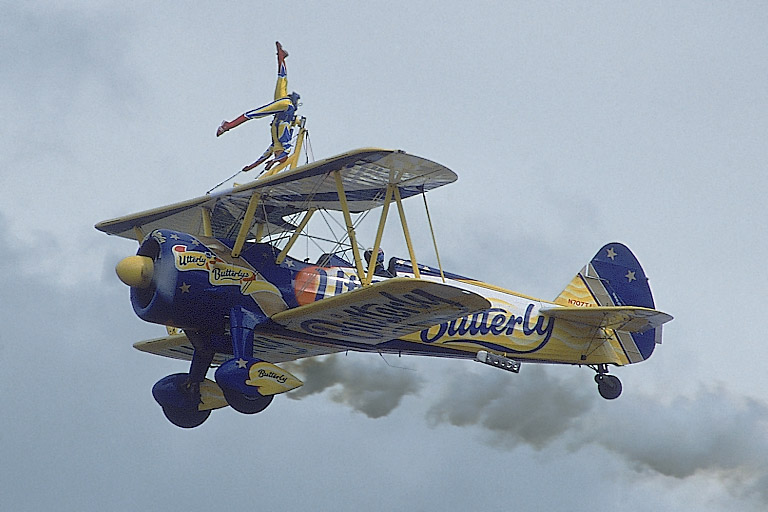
[272,278,491,344]
[95,148,457,242]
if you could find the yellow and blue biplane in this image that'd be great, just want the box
[97,142,672,428]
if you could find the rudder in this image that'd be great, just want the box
[554,243,661,361]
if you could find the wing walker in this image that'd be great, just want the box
[96,42,672,428]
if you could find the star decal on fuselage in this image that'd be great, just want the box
[179,282,191,293]
[236,358,249,369]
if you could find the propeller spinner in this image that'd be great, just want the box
[116,255,154,288]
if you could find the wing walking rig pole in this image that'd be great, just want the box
[230,117,307,260]
[260,116,308,179]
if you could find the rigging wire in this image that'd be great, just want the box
[201,124,384,270]
[206,168,244,195]
[314,206,375,264]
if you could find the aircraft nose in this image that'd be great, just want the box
[116,255,154,288]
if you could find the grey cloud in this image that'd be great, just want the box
[1,5,134,100]
[575,387,768,501]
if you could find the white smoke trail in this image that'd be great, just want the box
[283,354,423,418]
[284,354,768,503]
[425,365,594,450]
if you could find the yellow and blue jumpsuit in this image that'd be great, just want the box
[243,59,298,164]
[217,42,299,169]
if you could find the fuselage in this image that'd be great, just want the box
[290,260,629,366]
[131,229,630,367]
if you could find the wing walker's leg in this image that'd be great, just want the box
[218,42,288,137]
[275,41,289,100]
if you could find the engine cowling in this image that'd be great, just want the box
[115,229,284,331]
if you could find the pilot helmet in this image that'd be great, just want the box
[364,247,384,264]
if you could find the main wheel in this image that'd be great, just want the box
[152,373,211,428]
[222,389,274,414]
[595,374,622,400]
[161,405,211,428]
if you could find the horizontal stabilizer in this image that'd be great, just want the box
[540,305,673,333]
[272,277,491,345]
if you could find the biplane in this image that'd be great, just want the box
[96,145,672,428]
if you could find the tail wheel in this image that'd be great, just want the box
[595,374,622,400]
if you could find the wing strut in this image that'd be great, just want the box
[364,184,394,285]
[232,191,261,258]
[201,207,213,237]
[275,208,317,264]
[254,222,265,243]
[333,170,366,281]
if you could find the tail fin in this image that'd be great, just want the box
[554,243,663,361]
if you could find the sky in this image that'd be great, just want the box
[2,1,768,510]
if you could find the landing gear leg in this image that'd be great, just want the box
[593,364,622,400]
[152,331,215,428]
[186,331,215,391]
[215,306,275,414]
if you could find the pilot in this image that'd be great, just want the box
[364,247,393,277]
[217,41,300,172]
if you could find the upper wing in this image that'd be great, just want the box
[539,305,673,333]
[271,278,491,344]
[95,148,457,242]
